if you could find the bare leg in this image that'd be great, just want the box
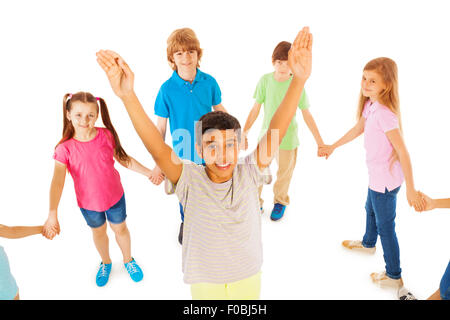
[14,292,19,300]
[428,289,441,300]
[109,221,132,263]
[91,223,112,264]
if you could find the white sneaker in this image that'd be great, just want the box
[398,286,418,300]
[370,271,404,288]
[342,240,376,254]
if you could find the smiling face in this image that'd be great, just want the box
[173,49,198,74]
[196,129,240,183]
[361,70,387,102]
[66,101,98,133]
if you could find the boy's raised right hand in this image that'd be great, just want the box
[96,50,135,100]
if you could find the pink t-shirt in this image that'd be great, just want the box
[362,101,404,193]
[53,127,124,212]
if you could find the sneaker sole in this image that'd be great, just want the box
[343,246,376,254]
[342,241,376,254]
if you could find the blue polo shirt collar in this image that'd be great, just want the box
[171,68,205,87]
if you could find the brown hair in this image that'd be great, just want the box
[57,92,130,165]
[272,41,291,63]
[166,28,203,71]
[357,57,401,166]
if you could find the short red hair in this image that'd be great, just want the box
[166,28,203,71]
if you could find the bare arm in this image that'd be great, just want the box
[43,161,66,239]
[156,116,168,141]
[386,128,424,210]
[241,102,262,150]
[416,192,450,212]
[0,225,43,239]
[116,155,152,177]
[256,27,312,169]
[301,108,324,147]
[243,102,262,134]
[96,50,182,184]
[49,161,66,218]
[319,116,365,159]
[332,116,365,149]
[432,198,450,209]
[213,103,227,113]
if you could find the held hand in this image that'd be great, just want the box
[96,50,135,99]
[417,191,435,211]
[149,166,165,186]
[288,27,313,82]
[407,188,426,212]
[43,215,60,240]
[318,145,335,159]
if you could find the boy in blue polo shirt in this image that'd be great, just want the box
[150,28,227,244]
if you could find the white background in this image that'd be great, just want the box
[0,0,449,300]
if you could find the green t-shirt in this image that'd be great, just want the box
[254,72,310,150]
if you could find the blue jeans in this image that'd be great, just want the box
[362,187,402,279]
[440,261,450,300]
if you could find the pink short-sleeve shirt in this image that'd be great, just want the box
[362,101,404,193]
[53,127,124,212]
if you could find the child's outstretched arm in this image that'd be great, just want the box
[148,116,168,186]
[115,154,153,179]
[256,27,312,169]
[43,161,66,239]
[0,225,43,239]
[301,109,324,153]
[319,117,365,159]
[417,192,450,211]
[96,50,182,184]
[385,129,425,210]
[242,102,263,150]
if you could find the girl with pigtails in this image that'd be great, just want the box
[43,92,153,287]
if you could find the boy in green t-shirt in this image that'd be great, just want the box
[242,41,324,221]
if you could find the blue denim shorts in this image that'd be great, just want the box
[80,194,127,228]
[440,261,450,300]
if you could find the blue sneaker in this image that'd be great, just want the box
[270,203,286,221]
[124,258,143,282]
[96,262,112,287]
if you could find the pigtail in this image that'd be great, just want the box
[98,97,131,166]
[56,93,75,148]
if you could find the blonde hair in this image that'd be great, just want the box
[357,57,402,166]
[166,28,203,71]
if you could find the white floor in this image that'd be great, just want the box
[3,153,449,300]
[1,0,449,300]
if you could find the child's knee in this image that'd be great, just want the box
[91,223,107,235]
[110,222,128,236]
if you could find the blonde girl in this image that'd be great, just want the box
[320,58,424,299]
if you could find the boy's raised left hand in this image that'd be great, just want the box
[288,27,312,83]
